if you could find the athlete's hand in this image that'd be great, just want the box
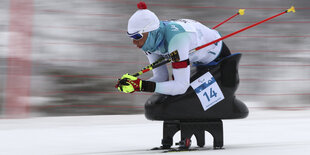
[116,73,142,93]
[114,73,133,90]
[114,78,127,89]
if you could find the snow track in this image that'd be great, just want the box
[0,109,310,155]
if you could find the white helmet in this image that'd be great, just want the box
[127,2,160,34]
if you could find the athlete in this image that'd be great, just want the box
[116,1,231,95]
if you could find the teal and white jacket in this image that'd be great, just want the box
[142,19,222,95]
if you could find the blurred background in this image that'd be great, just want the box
[0,0,309,118]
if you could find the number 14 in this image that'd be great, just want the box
[203,88,217,101]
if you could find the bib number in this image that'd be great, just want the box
[190,72,224,111]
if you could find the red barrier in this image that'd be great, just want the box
[5,0,34,118]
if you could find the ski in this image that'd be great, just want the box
[162,147,221,153]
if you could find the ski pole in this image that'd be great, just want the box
[212,9,245,29]
[127,9,246,78]
[136,6,295,74]
[190,6,295,54]
[129,49,180,77]
[118,6,295,81]
[131,57,168,77]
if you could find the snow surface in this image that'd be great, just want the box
[0,109,310,155]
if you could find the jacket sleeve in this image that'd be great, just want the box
[145,52,169,82]
[154,33,192,95]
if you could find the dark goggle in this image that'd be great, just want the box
[127,31,143,40]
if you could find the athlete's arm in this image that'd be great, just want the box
[154,33,192,95]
